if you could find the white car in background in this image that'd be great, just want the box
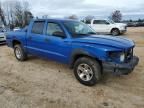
[13,27,21,31]
[0,28,6,44]
[84,19,127,36]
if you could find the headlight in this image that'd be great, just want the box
[120,53,125,62]
[109,52,125,62]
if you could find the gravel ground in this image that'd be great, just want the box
[0,27,144,108]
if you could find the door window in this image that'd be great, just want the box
[93,20,109,24]
[47,22,65,38]
[31,21,45,34]
[85,20,91,24]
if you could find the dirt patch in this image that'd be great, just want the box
[124,27,144,46]
[0,27,144,108]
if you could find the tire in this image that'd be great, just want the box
[111,28,120,36]
[74,57,102,86]
[14,44,27,61]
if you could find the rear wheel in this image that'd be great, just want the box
[74,57,102,86]
[111,28,120,36]
[14,44,27,61]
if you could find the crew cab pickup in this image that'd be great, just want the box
[6,19,139,86]
[84,19,127,36]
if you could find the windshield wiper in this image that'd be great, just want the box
[74,33,88,36]
[75,32,96,36]
[73,32,97,37]
[87,32,97,34]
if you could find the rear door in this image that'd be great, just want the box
[26,21,47,56]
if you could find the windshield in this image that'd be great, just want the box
[108,19,115,24]
[63,21,96,37]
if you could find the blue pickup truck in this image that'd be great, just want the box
[6,19,139,86]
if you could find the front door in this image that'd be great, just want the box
[43,22,71,63]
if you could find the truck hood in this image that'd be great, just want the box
[72,35,134,49]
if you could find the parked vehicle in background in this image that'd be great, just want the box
[127,22,144,27]
[0,27,6,44]
[6,19,139,86]
[84,19,127,36]
[13,27,21,31]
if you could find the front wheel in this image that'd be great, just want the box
[74,57,102,86]
[14,44,27,61]
[111,29,120,36]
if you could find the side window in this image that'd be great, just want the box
[101,20,109,24]
[93,20,109,24]
[31,21,45,34]
[105,21,110,24]
[47,22,65,38]
[93,20,100,24]
[85,20,91,24]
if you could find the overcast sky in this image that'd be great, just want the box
[2,0,144,20]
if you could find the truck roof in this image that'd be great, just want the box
[32,18,77,22]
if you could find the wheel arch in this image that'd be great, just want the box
[111,28,120,33]
[70,49,102,69]
[12,40,21,48]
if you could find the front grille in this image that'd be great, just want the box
[125,48,133,62]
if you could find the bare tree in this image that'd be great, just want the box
[85,15,95,21]
[22,1,33,26]
[68,14,78,19]
[14,1,24,27]
[82,15,95,23]
[3,0,33,28]
[111,10,122,22]
[23,11,33,26]
[0,2,6,26]
[3,1,17,29]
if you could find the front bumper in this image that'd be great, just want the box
[102,56,139,75]
[120,29,127,34]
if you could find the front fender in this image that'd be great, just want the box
[69,49,95,68]
[69,47,107,68]
[71,43,122,61]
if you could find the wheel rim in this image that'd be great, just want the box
[15,48,22,59]
[112,30,118,35]
[77,63,93,81]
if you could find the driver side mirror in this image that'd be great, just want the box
[52,31,66,38]
[106,22,110,25]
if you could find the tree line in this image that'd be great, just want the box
[68,10,144,27]
[1,2,143,29]
[0,0,33,29]
[67,10,123,23]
